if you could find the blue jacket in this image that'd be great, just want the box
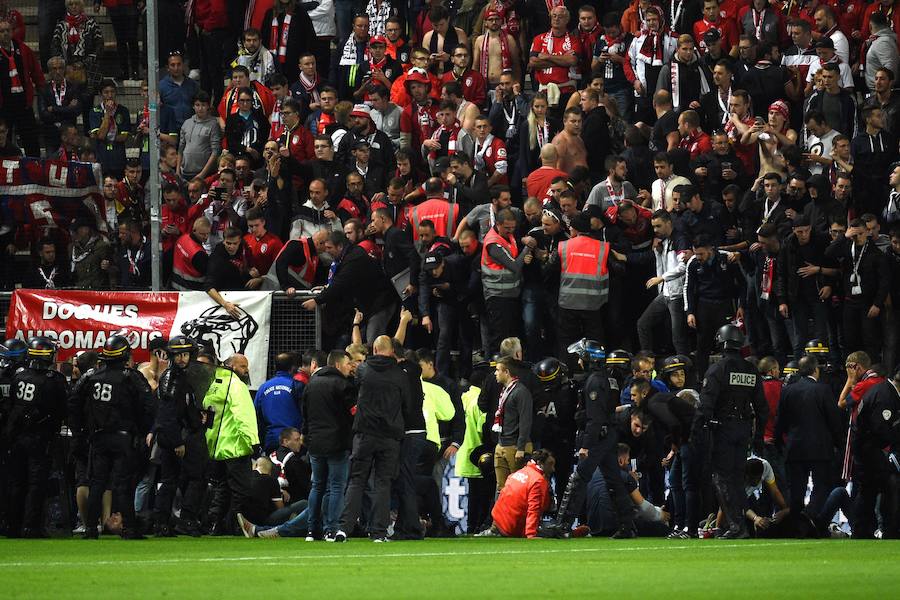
[253,371,303,451]
[619,376,669,406]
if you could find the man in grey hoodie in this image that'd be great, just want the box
[178,90,222,181]
[864,13,899,92]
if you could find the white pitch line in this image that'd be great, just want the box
[0,540,824,569]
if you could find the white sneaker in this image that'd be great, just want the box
[236,513,256,538]
[188,69,201,81]
[305,535,316,542]
[324,532,336,542]
[333,530,347,543]
[72,524,86,535]
[257,527,280,538]
[372,536,389,543]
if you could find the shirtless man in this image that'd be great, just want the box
[551,107,587,173]
[442,80,481,133]
[473,10,523,86]
[137,337,169,392]
[421,5,468,76]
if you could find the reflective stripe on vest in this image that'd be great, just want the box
[481,227,520,297]
[277,238,318,288]
[411,199,458,240]
[558,236,610,310]
[171,234,206,290]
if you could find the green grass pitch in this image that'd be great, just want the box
[1,537,899,598]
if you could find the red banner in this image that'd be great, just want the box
[6,289,178,364]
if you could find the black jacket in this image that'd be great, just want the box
[418,253,472,315]
[646,392,696,446]
[398,359,426,433]
[301,366,356,455]
[153,366,204,450]
[314,243,396,315]
[776,231,835,305]
[382,225,419,282]
[353,355,409,440]
[223,109,270,163]
[775,376,843,462]
[825,238,891,308]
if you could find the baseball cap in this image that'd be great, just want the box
[369,35,388,46]
[815,37,835,50]
[433,156,451,172]
[703,28,721,45]
[350,103,372,119]
[423,252,444,271]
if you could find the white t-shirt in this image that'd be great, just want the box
[745,456,775,498]
[806,129,839,175]
[806,58,854,90]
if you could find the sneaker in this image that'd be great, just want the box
[571,525,591,538]
[72,524,86,535]
[174,519,202,537]
[324,532,337,542]
[257,527,280,539]
[372,536,389,543]
[305,535,316,542]
[610,525,637,539]
[828,523,849,539]
[667,529,690,540]
[236,513,256,538]
[475,527,499,537]
[333,530,347,543]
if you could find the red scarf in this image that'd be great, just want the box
[479,30,511,79]
[318,111,335,132]
[65,12,87,47]
[271,13,292,64]
[429,120,461,160]
[492,378,519,432]
[639,30,665,63]
[760,256,774,300]
[752,8,766,40]
[0,45,21,95]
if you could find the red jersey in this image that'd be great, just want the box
[278,123,315,164]
[693,18,739,54]
[244,231,283,274]
[490,462,551,538]
[472,134,509,183]
[530,31,582,88]
[576,24,602,81]
[440,69,487,108]
[678,130,712,159]
[762,377,783,443]
[400,99,439,158]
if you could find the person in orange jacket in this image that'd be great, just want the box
[488,449,556,538]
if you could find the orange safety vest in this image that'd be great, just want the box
[558,235,609,310]
[481,227,521,298]
[411,198,459,240]
[277,238,318,288]
[171,233,206,291]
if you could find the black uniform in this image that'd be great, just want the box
[534,377,578,502]
[0,360,20,532]
[5,364,67,536]
[648,392,700,535]
[69,363,153,535]
[151,365,209,530]
[852,380,900,538]
[558,366,636,534]
[693,351,768,536]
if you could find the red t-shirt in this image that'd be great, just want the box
[530,31,582,87]
[244,231,283,274]
[526,166,567,202]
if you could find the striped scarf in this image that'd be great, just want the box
[429,120,461,160]
[478,30,510,79]
[270,13,292,64]
[0,45,22,94]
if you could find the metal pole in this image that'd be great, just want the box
[147,0,161,291]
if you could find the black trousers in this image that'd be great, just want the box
[853,460,899,539]
[843,301,883,363]
[86,432,138,531]
[153,431,208,524]
[6,433,52,535]
[710,420,752,530]
[207,455,254,528]
[1,106,40,158]
[695,299,733,377]
[572,431,634,528]
[393,432,428,539]
[340,433,400,538]
[199,28,230,105]
[484,296,521,358]
[557,306,604,370]
[787,459,832,518]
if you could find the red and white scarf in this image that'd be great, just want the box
[638,31,665,65]
[670,60,709,111]
[479,30,511,79]
[760,255,774,300]
[52,80,67,106]
[541,30,573,55]
[492,377,519,432]
[0,45,21,94]
[298,72,320,104]
[65,12,87,47]
[429,120,461,160]
[605,177,624,204]
[271,13,292,64]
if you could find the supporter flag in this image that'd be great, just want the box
[0,157,108,242]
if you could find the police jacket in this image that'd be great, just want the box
[418,253,473,315]
[774,375,843,462]
[854,381,900,472]
[300,366,356,455]
[353,355,410,440]
[683,250,744,315]
[696,351,767,432]
[578,369,616,447]
[6,365,67,437]
[153,366,205,450]
[646,391,696,447]
[69,364,153,437]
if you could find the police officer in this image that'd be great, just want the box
[0,338,26,533]
[532,357,578,503]
[5,337,67,537]
[69,334,153,539]
[604,349,633,397]
[804,339,843,398]
[542,341,637,539]
[152,336,209,537]
[850,367,900,538]
[692,325,767,539]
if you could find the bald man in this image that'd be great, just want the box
[225,354,250,384]
[335,335,411,542]
[526,144,569,201]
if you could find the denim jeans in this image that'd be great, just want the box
[669,442,702,534]
[255,505,310,537]
[334,0,355,52]
[307,452,350,535]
